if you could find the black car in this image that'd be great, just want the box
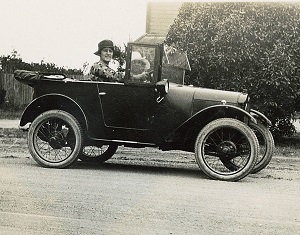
[14,42,274,181]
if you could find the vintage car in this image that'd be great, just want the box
[14,42,274,181]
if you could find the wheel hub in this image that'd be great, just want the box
[49,132,66,149]
[217,141,237,157]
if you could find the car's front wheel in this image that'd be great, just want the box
[195,118,258,181]
[78,144,118,163]
[28,110,83,168]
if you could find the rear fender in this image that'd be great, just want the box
[20,94,88,130]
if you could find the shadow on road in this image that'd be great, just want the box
[73,160,206,179]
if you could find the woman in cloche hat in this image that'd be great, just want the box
[89,39,124,82]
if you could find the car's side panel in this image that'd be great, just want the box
[144,84,195,144]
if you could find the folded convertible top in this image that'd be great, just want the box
[14,70,66,86]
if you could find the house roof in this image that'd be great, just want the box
[134,34,165,44]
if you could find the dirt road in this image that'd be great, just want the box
[0,127,300,235]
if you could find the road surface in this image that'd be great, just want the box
[0,126,300,234]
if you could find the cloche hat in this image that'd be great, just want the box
[94,40,114,56]
[131,51,150,69]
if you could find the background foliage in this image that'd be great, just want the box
[112,45,126,72]
[0,49,83,75]
[165,2,300,139]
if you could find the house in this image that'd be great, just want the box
[135,2,190,84]
[135,2,182,44]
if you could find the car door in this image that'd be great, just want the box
[97,82,156,129]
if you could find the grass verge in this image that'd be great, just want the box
[274,132,300,156]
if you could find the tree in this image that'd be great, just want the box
[112,44,126,72]
[0,50,83,75]
[166,2,300,139]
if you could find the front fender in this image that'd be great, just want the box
[193,105,257,124]
[166,105,257,142]
[20,94,88,129]
[162,104,257,151]
[250,109,272,126]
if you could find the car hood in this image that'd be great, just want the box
[193,86,248,104]
[165,83,248,121]
[169,83,248,105]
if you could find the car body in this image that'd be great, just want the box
[14,42,274,181]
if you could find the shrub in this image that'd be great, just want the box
[166,2,300,139]
[0,53,83,75]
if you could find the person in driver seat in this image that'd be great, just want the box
[90,40,150,82]
[130,51,151,82]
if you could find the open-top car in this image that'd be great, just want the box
[14,42,274,181]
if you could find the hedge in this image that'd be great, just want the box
[166,2,300,139]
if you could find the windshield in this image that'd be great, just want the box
[162,45,191,85]
[164,45,191,71]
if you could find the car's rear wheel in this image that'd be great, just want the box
[28,110,83,168]
[249,122,274,173]
[78,144,118,163]
[195,118,258,181]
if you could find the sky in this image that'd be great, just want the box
[1,0,298,70]
[0,0,149,69]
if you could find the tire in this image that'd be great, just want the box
[78,144,118,163]
[195,118,258,181]
[249,122,274,174]
[28,110,83,168]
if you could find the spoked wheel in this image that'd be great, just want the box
[78,144,118,163]
[28,110,83,168]
[195,118,258,181]
[249,122,274,173]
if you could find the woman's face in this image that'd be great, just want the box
[100,47,113,64]
[131,60,146,75]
